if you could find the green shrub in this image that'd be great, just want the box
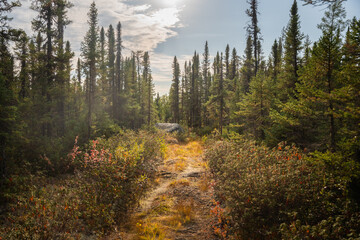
[206,140,360,239]
[0,130,165,239]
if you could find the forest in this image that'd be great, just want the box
[0,0,360,239]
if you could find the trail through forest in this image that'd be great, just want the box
[117,139,217,240]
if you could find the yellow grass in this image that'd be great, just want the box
[166,200,195,227]
[165,141,203,160]
[169,179,190,188]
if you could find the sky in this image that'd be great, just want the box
[9,0,360,95]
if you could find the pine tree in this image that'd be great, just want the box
[170,56,180,123]
[236,72,274,140]
[270,39,281,80]
[99,27,107,94]
[190,51,201,128]
[241,35,253,93]
[31,0,58,136]
[246,0,261,76]
[303,35,312,65]
[0,0,20,179]
[202,41,211,125]
[280,0,304,98]
[341,17,360,151]
[141,52,154,126]
[225,44,230,79]
[207,52,226,133]
[107,24,116,118]
[115,21,122,121]
[55,0,72,136]
[15,32,29,99]
[81,1,99,138]
[296,0,346,151]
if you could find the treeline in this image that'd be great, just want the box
[0,0,157,182]
[165,0,359,155]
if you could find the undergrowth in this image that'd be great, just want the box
[206,138,360,239]
[0,130,165,239]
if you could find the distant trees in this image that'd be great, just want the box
[162,0,358,156]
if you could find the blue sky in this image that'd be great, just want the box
[9,0,360,95]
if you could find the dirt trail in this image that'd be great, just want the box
[117,139,217,240]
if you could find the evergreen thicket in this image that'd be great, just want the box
[0,0,158,185]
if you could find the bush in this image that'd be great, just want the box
[0,130,165,239]
[206,139,360,239]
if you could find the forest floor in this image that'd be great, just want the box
[114,138,218,240]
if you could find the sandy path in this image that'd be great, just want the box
[116,139,218,240]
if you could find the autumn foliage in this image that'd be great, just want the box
[0,130,165,239]
[206,139,360,239]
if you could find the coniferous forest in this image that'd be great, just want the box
[1,0,360,239]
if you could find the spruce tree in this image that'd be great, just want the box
[99,26,107,94]
[15,32,29,99]
[31,0,58,136]
[225,44,230,79]
[0,0,20,179]
[107,24,116,117]
[246,0,261,76]
[170,56,180,123]
[202,41,210,125]
[241,35,253,93]
[81,1,99,138]
[296,0,346,150]
[115,21,122,121]
[281,0,304,98]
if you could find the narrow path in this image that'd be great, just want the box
[117,138,217,240]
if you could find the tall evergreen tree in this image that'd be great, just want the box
[237,72,274,140]
[15,32,29,99]
[246,0,261,76]
[31,0,58,136]
[141,52,154,126]
[270,39,282,80]
[202,41,211,125]
[341,17,360,151]
[225,44,230,79]
[190,51,201,128]
[55,0,72,136]
[98,26,107,94]
[0,0,20,179]
[107,24,116,117]
[170,56,180,123]
[281,0,304,98]
[81,1,99,138]
[296,0,346,150]
[115,21,122,121]
[241,35,253,93]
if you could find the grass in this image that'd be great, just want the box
[169,179,190,188]
[165,141,203,160]
[174,157,187,172]
[167,200,195,228]
[136,222,168,240]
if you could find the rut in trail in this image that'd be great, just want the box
[117,138,218,240]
